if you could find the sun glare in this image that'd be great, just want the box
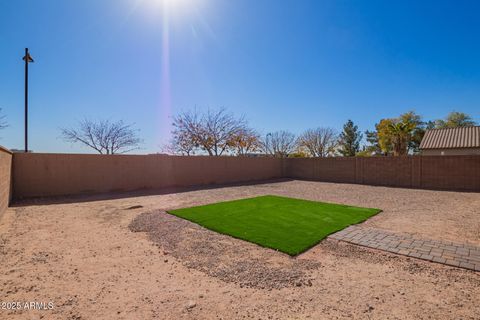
[152,0,191,11]
[145,0,207,20]
[142,0,208,143]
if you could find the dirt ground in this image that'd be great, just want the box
[0,180,479,319]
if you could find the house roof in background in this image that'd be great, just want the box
[420,126,480,150]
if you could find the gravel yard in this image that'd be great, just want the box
[0,180,479,319]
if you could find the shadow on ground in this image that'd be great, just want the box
[11,178,291,207]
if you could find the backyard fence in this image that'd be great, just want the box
[3,149,480,203]
[0,146,12,219]
[285,156,480,191]
[12,153,285,198]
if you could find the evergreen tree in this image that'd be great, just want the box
[338,120,362,156]
[360,129,382,156]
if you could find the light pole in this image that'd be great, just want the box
[266,132,272,156]
[22,48,34,153]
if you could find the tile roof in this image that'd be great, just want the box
[420,126,480,149]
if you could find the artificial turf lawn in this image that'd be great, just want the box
[168,195,381,255]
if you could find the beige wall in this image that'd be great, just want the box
[285,158,356,184]
[0,146,12,218]
[286,156,480,192]
[10,153,480,200]
[421,148,480,156]
[13,153,284,198]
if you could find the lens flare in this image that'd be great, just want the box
[150,0,207,146]
[158,0,172,146]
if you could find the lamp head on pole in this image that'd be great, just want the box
[22,48,34,63]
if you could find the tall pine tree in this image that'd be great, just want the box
[339,119,362,156]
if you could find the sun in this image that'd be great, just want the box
[153,0,191,10]
[146,0,199,19]
[146,0,208,18]
[162,0,187,3]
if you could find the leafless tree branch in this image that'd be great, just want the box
[297,127,339,157]
[0,108,7,132]
[171,108,249,156]
[61,119,142,154]
[261,131,297,158]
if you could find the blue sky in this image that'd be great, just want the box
[1,0,479,154]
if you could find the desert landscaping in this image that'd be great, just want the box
[1,180,479,319]
[2,2,480,319]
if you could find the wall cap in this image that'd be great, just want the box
[0,145,12,155]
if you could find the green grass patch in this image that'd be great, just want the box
[168,195,381,255]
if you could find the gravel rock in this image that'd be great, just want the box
[186,300,197,309]
[129,211,320,289]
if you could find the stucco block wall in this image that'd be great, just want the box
[357,157,418,188]
[422,148,480,156]
[9,153,480,200]
[13,153,284,198]
[0,146,12,218]
[419,156,480,190]
[286,156,480,191]
[286,158,356,183]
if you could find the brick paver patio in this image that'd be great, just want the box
[329,226,480,272]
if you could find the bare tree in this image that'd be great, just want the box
[171,108,246,156]
[170,109,201,155]
[297,127,338,157]
[262,131,296,158]
[61,119,142,154]
[228,127,261,156]
[202,108,247,156]
[0,108,7,131]
[164,129,197,156]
